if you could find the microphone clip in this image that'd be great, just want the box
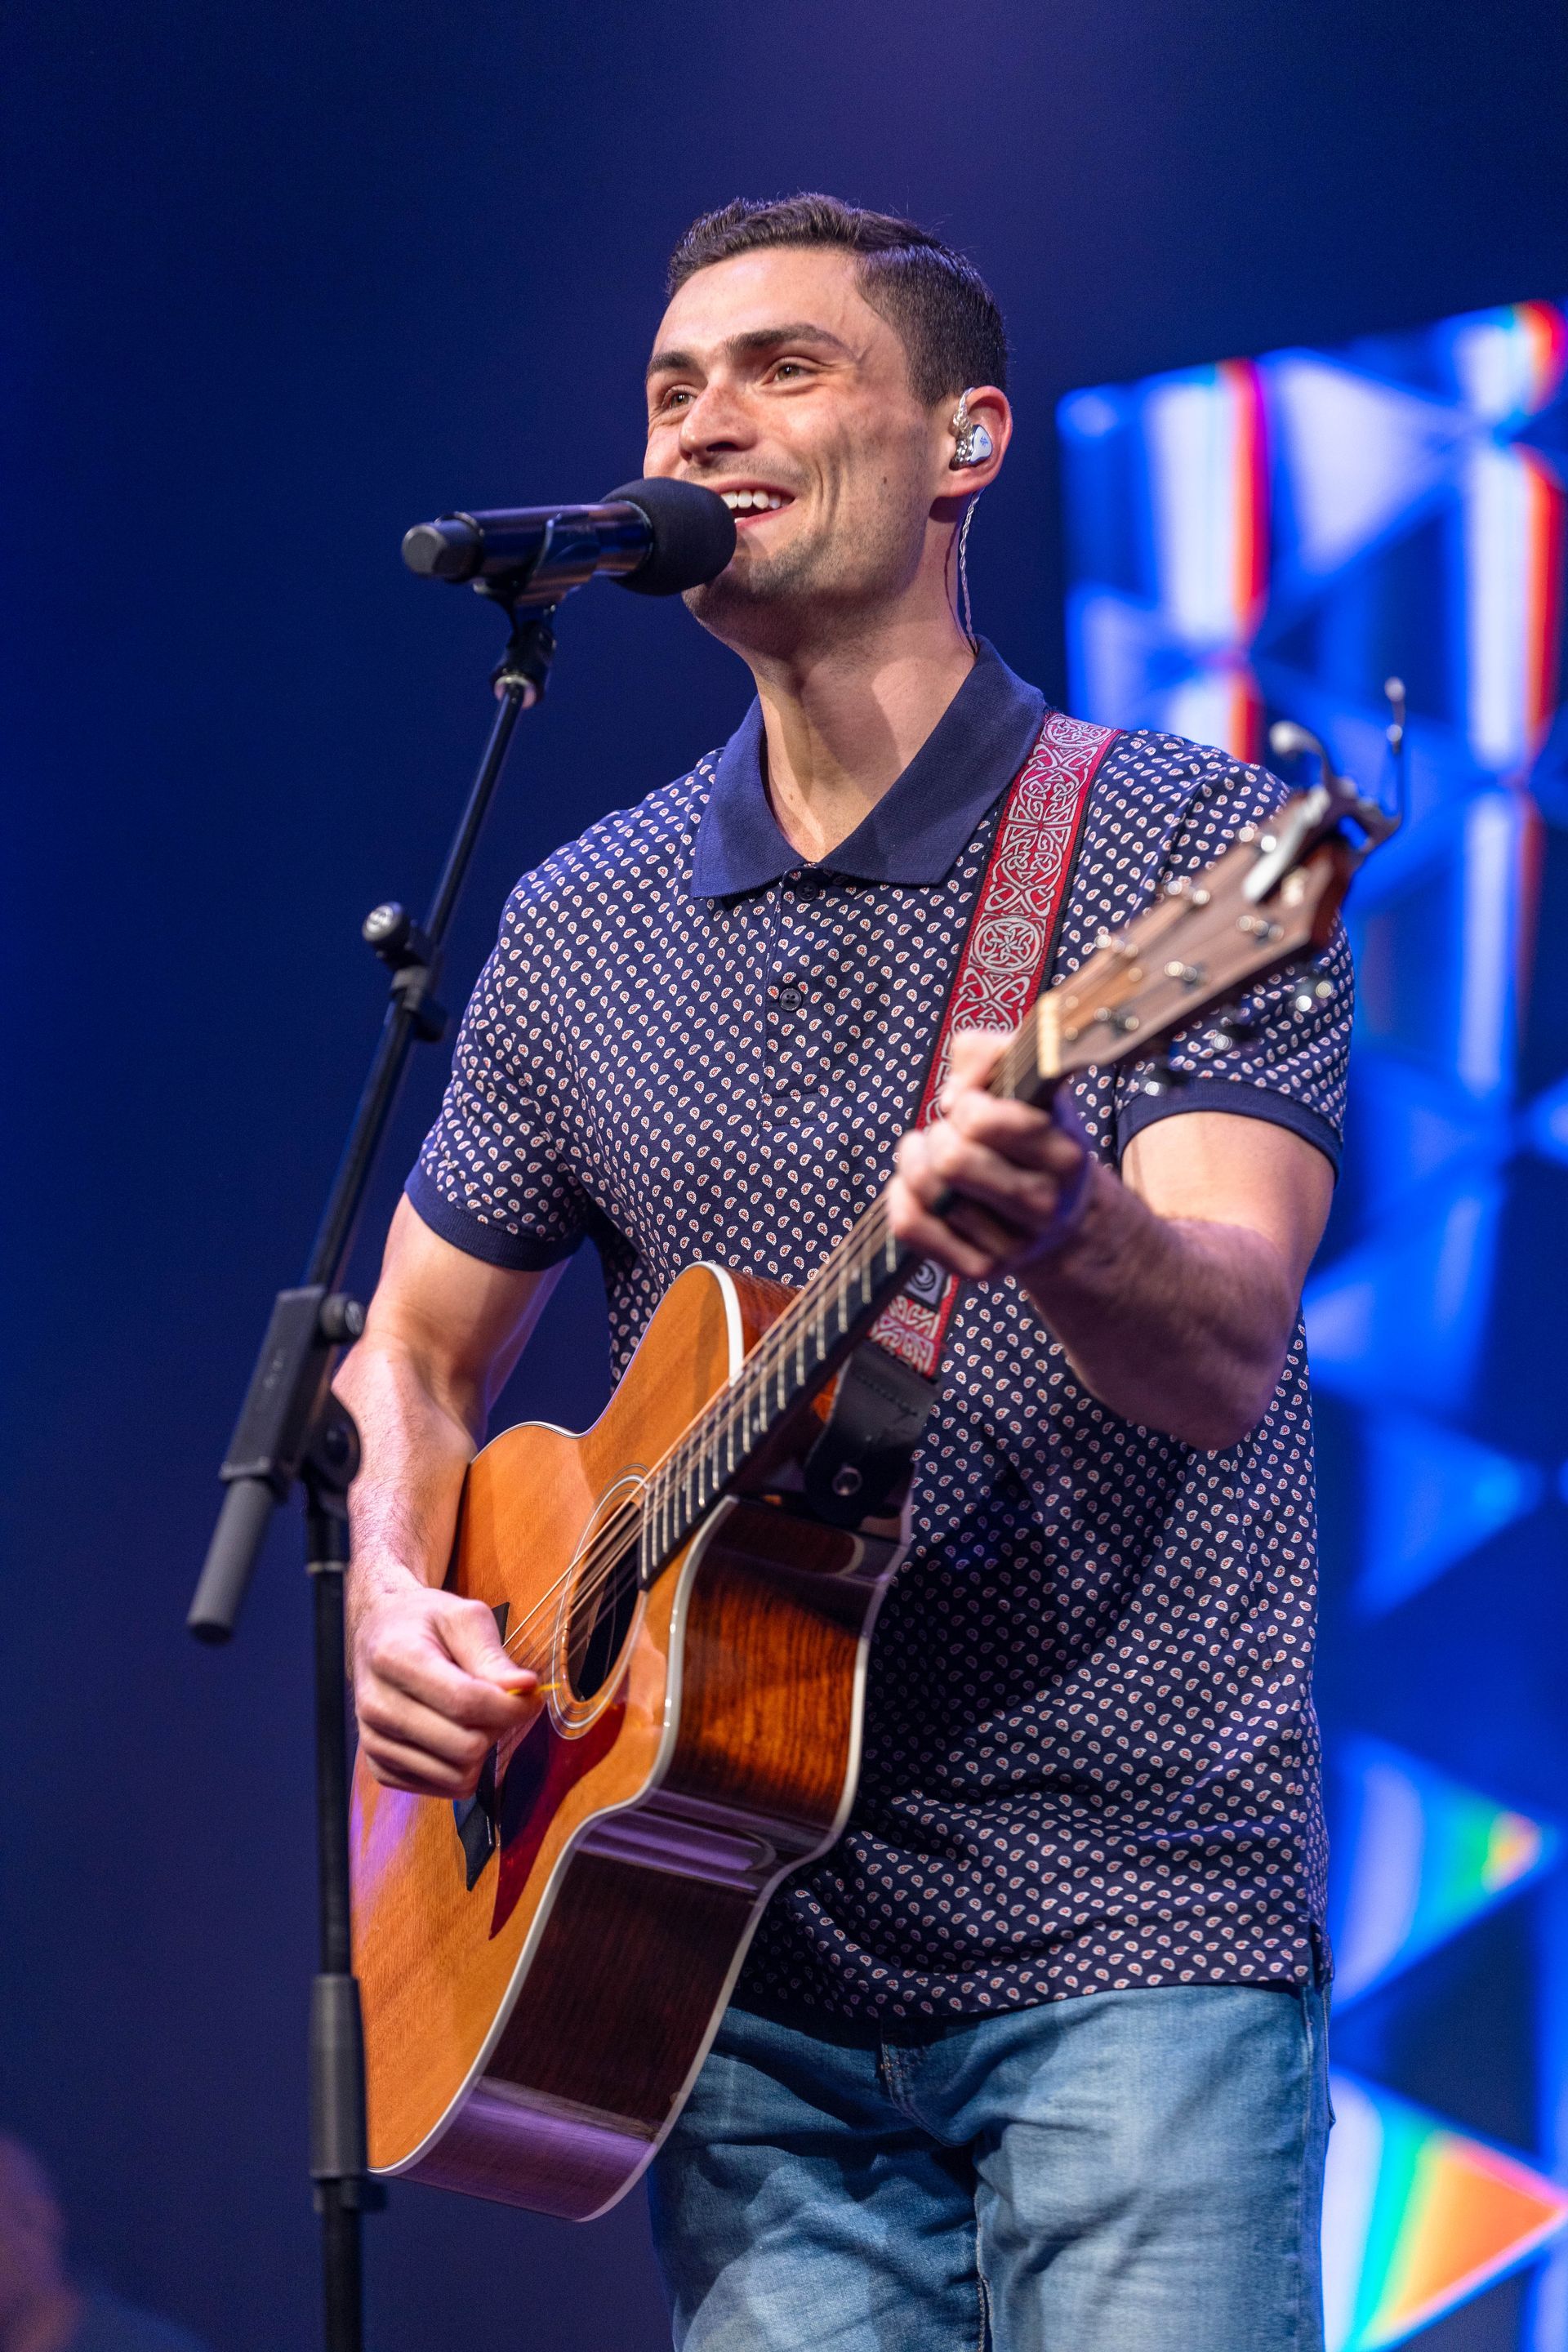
[485,600,559,709]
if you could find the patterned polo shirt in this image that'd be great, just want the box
[408,641,1352,2022]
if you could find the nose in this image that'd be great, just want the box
[677,379,756,466]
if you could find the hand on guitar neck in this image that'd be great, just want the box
[889,1028,1094,1276]
[886,1026,1333,1454]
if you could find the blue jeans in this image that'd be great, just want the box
[649,1980,1330,2351]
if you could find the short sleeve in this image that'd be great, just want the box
[1113,759,1355,1176]
[404,879,593,1270]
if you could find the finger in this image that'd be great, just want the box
[438,1595,538,1690]
[945,1091,1087,1172]
[940,1028,1010,1104]
[362,1731,483,1800]
[885,1176,996,1279]
[916,1130,1065,1227]
[944,1197,1037,1262]
[364,1633,532,1732]
[356,1682,499,1772]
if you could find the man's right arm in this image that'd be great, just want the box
[334,1196,567,1798]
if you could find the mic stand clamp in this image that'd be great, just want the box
[187,588,563,2352]
[482,586,559,706]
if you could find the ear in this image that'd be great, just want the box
[930,384,1012,515]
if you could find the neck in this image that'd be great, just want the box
[2,2284,82,2352]
[746,604,975,864]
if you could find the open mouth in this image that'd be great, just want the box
[718,487,794,528]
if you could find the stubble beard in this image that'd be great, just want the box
[684,492,925,659]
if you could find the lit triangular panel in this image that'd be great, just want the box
[1448,301,1568,425]
[1329,1739,1556,2000]
[1358,1410,1543,1615]
[1266,358,1463,581]
[1324,2074,1568,2349]
[1304,1175,1503,1414]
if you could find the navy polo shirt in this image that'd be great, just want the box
[408,642,1352,2020]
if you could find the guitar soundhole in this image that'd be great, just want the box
[565,1535,639,1701]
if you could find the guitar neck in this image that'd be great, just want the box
[637,793,1370,1584]
[638,1023,1055,1579]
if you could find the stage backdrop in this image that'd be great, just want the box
[1059,297,1568,2352]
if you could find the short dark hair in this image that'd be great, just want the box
[666,194,1009,408]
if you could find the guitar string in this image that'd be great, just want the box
[486,1018,1049,1679]
[474,872,1293,1684]
[579,868,1237,1561]
[486,1124,973,1682]
[487,967,1152,1677]
[486,1000,1082,1681]
[491,1187,902,1674]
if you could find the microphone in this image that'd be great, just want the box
[401,477,737,600]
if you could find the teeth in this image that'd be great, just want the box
[721,490,785,512]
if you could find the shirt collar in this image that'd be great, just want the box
[690,639,1048,898]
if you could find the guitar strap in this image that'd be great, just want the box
[867,708,1121,1377]
[802,708,1120,1524]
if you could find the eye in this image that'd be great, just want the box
[769,360,813,382]
[652,385,693,416]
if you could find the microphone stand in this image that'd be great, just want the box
[186,580,560,2352]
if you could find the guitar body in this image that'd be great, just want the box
[350,1261,908,2219]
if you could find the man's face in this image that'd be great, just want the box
[644,246,947,648]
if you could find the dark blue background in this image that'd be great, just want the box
[4,5,1566,2345]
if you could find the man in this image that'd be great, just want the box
[339,194,1346,2350]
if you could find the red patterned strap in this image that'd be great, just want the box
[868,710,1121,1380]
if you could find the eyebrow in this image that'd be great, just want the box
[645,322,855,381]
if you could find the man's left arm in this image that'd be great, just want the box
[886,1031,1334,1453]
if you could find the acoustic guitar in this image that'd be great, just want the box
[350,780,1379,2218]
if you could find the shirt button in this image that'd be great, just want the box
[779,985,803,1009]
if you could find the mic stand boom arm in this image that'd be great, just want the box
[186,586,559,2352]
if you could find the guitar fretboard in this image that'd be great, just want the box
[636,1014,1047,1583]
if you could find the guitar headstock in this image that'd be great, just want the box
[1032,795,1360,1083]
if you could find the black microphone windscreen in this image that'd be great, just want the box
[603,478,737,596]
